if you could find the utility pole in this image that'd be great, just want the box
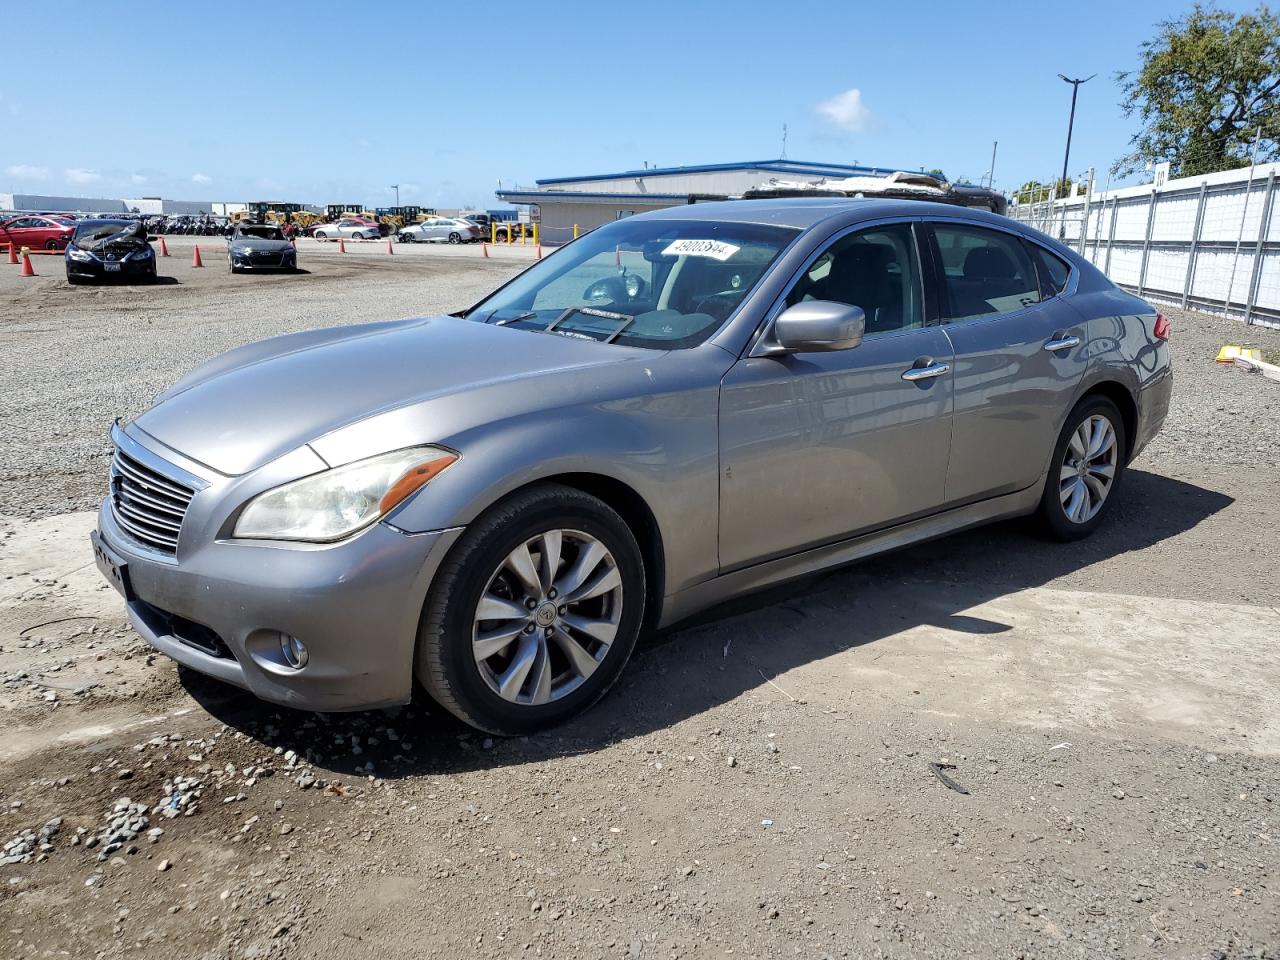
[391,184,400,208]
[1058,74,1095,191]
[986,141,998,188]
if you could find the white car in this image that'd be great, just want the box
[312,218,380,241]
[397,218,481,244]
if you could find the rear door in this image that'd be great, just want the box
[718,220,954,570]
[926,220,1087,504]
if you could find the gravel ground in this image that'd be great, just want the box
[2,251,1279,959]
[0,240,526,519]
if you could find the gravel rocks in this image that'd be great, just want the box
[1,817,62,865]
[154,776,202,819]
[91,799,148,861]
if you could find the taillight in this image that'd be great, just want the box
[1153,313,1171,341]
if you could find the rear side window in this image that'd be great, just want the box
[931,224,1041,322]
[1026,242,1072,297]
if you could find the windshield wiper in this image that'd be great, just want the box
[494,311,538,326]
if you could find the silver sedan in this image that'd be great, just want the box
[311,218,380,241]
[397,217,481,244]
[92,199,1171,733]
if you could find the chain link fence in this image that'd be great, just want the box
[1008,163,1280,328]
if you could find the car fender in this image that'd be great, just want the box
[345,367,726,600]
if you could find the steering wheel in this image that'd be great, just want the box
[690,291,742,322]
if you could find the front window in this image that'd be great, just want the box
[467,218,798,349]
[239,225,285,241]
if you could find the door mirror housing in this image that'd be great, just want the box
[771,301,866,353]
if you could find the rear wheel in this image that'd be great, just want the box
[45,239,60,251]
[1036,395,1127,541]
[315,231,328,241]
[417,483,645,735]
[448,232,461,244]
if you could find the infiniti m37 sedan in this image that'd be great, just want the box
[92,199,1171,734]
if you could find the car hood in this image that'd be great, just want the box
[134,315,648,475]
[231,237,291,251]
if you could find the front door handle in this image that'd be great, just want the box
[901,361,950,381]
[1044,335,1081,352]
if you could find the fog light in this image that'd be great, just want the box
[279,633,308,669]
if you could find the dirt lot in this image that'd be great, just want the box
[1,245,1279,960]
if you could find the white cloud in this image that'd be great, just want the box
[5,164,49,180]
[130,174,147,184]
[815,88,873,133]
[191,173,211,184]
[64,167,102,185]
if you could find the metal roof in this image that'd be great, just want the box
[534,159,932,186]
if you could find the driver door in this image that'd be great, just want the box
[718,221,955,570]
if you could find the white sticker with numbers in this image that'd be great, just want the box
[661,238,741,261]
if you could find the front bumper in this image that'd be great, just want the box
[231,249,296,270]
[66,254,154,280]
[95,494,462,712]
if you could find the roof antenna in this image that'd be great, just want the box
[780,123,788,160]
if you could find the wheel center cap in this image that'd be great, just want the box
[534,602,557,627]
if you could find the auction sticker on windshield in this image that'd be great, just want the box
[662,238,741,261]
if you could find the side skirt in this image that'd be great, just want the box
[657,485,1042,629]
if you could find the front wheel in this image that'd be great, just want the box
[1036,395,1127,541]
[315,232,328,241]
[416,484,645,735]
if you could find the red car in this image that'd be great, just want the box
[1,214,75,251]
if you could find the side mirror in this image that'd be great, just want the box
[771,301,865,353]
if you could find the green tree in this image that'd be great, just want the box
[1116,4,1280,178]
[1013,178,1078,204]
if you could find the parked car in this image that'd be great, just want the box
[65,219,156,284]
[228,223,298,274]
[91,199,1171,734]
[312,218,379,241]
[397,217,481,244]
[1,214,75,251]
[461,213,492,236]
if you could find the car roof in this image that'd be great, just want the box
[637,197,1017,232]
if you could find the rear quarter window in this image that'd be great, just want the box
[1026,242,1072,297]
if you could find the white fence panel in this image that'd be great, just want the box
[1009,163,1279,327]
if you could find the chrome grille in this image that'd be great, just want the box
[110,447,195,554]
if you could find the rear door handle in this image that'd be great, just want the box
[901,361,950,381]
[1044,335,1081,352]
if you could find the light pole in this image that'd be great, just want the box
[1058,74,1095,193]
[391,184,400,208]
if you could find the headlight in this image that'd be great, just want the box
[233,446,458,542]
[132,246,154,259]
[67,247,93,261]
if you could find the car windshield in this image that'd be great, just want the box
[466,218,798,349]
[239,226,285,240]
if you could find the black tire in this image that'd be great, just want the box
[448,232,461,244]
[67,271,83,285]
[416,483,646,735]
[45,239,60,251]
[1036,395,1127,541]
[315,231,327,241]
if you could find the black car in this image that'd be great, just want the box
[65,219,157,284]
[228,223,297,274]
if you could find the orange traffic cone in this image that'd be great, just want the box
[159,237,170,257]
[192,246,204,268]
[482,243,489,258]
[20,251,36,277]
[6,243,16,265]
[338,238,346,253]
[535,243,542,260]
[387,238,394,255]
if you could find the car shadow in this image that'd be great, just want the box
[180,469,1232,779]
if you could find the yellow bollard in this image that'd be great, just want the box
[532,223,539,246]
[520,223,527,245]
[507,223,513,245]
[573,223,579,240]
[490,222,496,245]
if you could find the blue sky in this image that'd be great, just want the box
[1,1,1258,208]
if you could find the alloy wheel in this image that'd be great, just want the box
[472,529,622,706]
[1059,414,1118,524]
